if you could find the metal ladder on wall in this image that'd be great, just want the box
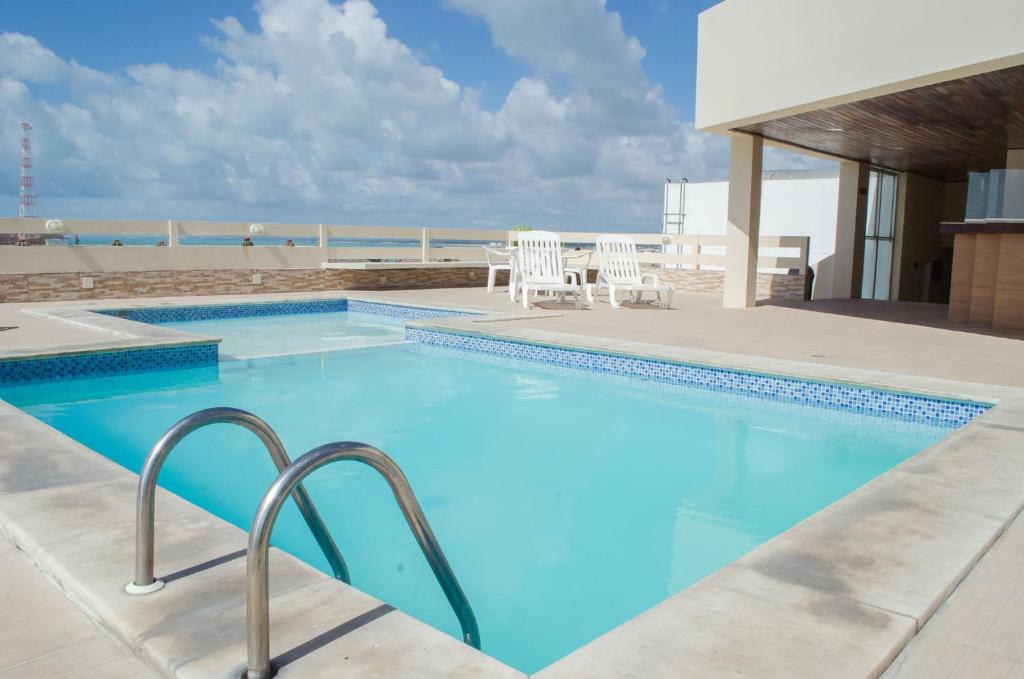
[127,407,479,679]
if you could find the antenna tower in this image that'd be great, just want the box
[19,122,36,217]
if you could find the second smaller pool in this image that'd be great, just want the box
[165,311,406,358]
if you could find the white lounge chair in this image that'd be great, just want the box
[595,234,674,309]
[515,231,585,310]
[481,245,514,294]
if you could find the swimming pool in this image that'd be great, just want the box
[163,310,406,358]
[0,302,985,673]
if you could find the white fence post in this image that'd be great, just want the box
[318,224,328,265]
[421,228,430,262]
[167,220,179,247]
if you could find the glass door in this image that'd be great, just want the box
[861,169,898,300]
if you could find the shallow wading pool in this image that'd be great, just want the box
[0,301,987,673]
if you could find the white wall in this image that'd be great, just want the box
[0,246,326,274]
[696,0,1024,131]
[663,175,839,268]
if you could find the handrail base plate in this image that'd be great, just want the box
[125,579,165,595]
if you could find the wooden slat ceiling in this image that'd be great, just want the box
[737,64,1024,180]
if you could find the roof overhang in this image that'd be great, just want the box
[738,65,1024,179]
[695,0,1024,176]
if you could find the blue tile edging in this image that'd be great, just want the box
[346,300,476,320]
[0,343,218,386]
[98,299,350,324]
[406,327,989,427]
[99,298,476,324]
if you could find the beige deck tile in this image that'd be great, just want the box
[0,536,150,678]
[882,508,1024,677]
[972,579,1024,661]
[924,527,1024,646]
[0,638,143,679]
[882,631,972,679]
[535,569,915,679]
[951,649,1024,679]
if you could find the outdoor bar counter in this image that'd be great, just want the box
[943,222,1024,333]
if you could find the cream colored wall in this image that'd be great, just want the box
[0,246,326,275]
[823,161,869,300]
[663,175,839,267]
[943,183,968,222]
[723,135,763,308]
[892,174,957,303]
[696,0,1024,132]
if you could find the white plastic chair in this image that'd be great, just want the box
[481,245,513,294]
[514,231,585,310]
[595,235,674,309]
[562,250,594,303]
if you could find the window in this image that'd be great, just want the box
[861,169,898,300]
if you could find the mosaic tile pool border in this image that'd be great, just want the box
[345,300,476,320]
[98,299,349,324]
[0,343,218,385]
[99,299,474,324]
[406,327,989,427]
[409,342,957,436]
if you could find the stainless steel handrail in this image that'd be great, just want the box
[245,441,479,679]
[128,407,350,594]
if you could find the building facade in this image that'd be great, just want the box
[696,0,1024,331]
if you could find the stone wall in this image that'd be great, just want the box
[0,266,808,303]
[0,267,504,303]
[647,268,809,301]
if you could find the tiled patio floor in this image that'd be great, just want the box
[882,506,1024,679]
[0,536,150,679]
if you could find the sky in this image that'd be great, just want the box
[0,0,822,231]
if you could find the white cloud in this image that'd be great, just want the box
[0,0,819,230]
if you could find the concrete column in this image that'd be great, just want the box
[723,134,763,308]
[822,160,870,299]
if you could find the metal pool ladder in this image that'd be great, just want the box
[127,407,350,594]
[245,441,479,679]
[127,408,479,679]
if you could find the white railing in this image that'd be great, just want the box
[509,231,809,274]
[0,218,808,275]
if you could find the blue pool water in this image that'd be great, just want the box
[0,335,957,672]
[164,311,406,358]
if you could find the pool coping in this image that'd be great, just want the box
[1,292,1023,678]
[0,305,221,361]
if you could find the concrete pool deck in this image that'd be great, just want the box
[1,288,1023,677]
[0,534,153,678]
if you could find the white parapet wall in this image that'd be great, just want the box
[663,170,838,281]
[0,245,327,274]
